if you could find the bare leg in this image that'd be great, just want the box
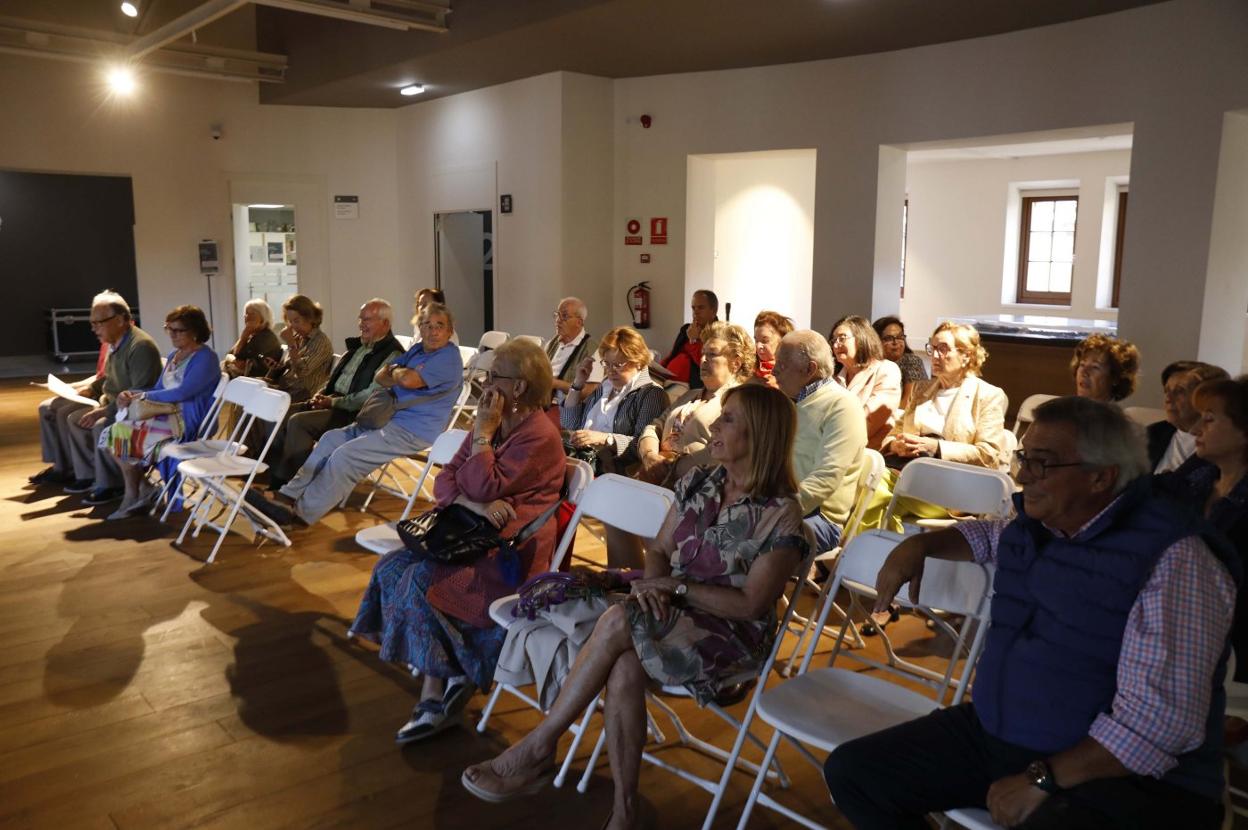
[119,463,143,503]
[465,603,638,790]
[604,650,647,829]
[604,525,645,569]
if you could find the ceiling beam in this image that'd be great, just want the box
[125,0,250,59]
[252,0,448,33]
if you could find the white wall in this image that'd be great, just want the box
[0,54,401,353]
[684,150,816,331]
[899,149,1131,337]
[1199,110,1248,375]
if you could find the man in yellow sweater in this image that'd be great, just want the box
[772,330,867,552]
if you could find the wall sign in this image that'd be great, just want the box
[625,218,643,245]
[334,195,359,220]
[198,239,219,274]
[640,253,651,264]
[500,194,513,214]
[649,216,668,245]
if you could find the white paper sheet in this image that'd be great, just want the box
[46,374,98,406]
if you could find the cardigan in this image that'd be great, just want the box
[836,359,902,450]
[890,375,1008,469]
[424,411,566,628]
[93,326,163,414]
[793,380,867,526]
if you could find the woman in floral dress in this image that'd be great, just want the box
[462,383,810,829]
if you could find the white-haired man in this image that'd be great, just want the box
[31,291,162,505]
[545,296,600,402]
[772,329,867,552]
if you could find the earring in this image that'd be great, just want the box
[511,400,519,414]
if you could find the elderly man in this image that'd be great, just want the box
[661,289,719,390]
[31,291,162,505]
[1149,361,1229,473]
[267,298,403,490]
[545,296,600,401]
[772,330,866,552]
[825,396,1237,830]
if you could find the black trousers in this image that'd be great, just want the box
[823,702,1222,830]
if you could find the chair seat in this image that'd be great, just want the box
[489,595,519,628]
[943,808,1002,830]
[161,439,246,461]
[354,523,404,556]
[755,668,938,752]
[179,454,268,478]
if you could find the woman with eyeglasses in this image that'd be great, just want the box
[872,316,928,408]
[102,305,220,519]
[561,326,668,479]
[350,338,564,743]
[831,315,902,450]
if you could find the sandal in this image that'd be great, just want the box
[442,675,474,716]
[394,698,460,745]
[461,753,556,803]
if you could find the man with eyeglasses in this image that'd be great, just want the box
[32,290,162,504]
[266,299,404,491]
[545,297,600,403]
[825,396,1238,830]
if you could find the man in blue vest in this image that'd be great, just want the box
[824,396,1238,829]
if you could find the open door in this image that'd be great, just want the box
[434,210,493,345]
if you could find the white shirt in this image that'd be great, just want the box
[1154,429,1197,474]
[582,368,652,435]
[913,385,959,437]
[550,330,588,378]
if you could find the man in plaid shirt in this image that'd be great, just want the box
[825,396,1238,829]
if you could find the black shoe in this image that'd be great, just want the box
[63,478,95,494]
[245,489,296,527]
[861,605,901,636]
[83,486,125,506]
[712,679,756,707]
[30,467,71,485]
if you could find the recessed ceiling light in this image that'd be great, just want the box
[106,65,137,95]
[120,2,139,17]
[400,84,425,96]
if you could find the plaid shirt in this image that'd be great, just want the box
[795,376,834,404]
[957,506,1235,778]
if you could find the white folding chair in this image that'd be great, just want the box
[173,387,292,564]
[152,375,262,521]
[478,330,509,352]
[780,448,887,674]
[475,471,669,790]
[458,344,479,365]
[1123,405,1166,427]
[353,428,469,555]
[732,530,994,830]
[1011,392,1057,436]
[394,334,414,350]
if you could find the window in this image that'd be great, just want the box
[1017,195,1078,304]
[899,198,908,299]
[1110,190,1127,308]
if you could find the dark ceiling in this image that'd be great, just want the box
[6,0,1171,108]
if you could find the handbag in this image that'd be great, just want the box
[356,383,456,430]
[131,398,178,420]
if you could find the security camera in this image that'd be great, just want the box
[210,124,224,141]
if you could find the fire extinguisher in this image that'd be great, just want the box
[627,281,651,329]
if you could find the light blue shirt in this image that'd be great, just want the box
[390,342,463,443]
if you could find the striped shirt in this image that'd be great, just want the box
[956,510,1235,777]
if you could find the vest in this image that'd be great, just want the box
[323,331,402,407]
[973,476,1238,800]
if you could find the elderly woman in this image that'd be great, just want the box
[754,311,794,387]
[1071,333,1140,404]
[873,315,928,408]
[561,326,668,476]
[1150,362,1230,472]
[885,322,1007,470]
[103,305,220,519]
[637,321,755,487]
[350,339,565,741]
[263,294,333,404]
[223,299,281,378]
[248,303,463,528]
[1157,376,1248,678]
[462,384,810,828]
[832,315,902,450]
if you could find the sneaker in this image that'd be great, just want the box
[30,467,71,485]
[63,478,95,494]
[395,699,459,745]
[83,486,124,505]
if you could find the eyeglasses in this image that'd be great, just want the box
[880,334,905,344]
[164,325,189,334]
[552,312,580,322]
[831,333,853,345]
[600,359,631,371]
[420,321,449,331]
[925,342,958,357]
[1013,450,1086,480]
[89,314,118,328]
[486,371,519,383]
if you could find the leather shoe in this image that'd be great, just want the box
[83,486,124,505]
[30,467,71,485]
[63,478,95,494]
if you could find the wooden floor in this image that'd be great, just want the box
[0,378,967,830]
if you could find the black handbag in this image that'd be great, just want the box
[396,503,502,564]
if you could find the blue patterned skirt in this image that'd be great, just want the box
[350,549,506,690]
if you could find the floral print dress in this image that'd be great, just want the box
[627,465,810,705]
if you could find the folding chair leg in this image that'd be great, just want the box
[476,682,506,733]
[555,697,600,788]
[734,731,785,830]
[576,729,608,794]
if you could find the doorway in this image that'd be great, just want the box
[232,204,298,332]
[434,210,493,346]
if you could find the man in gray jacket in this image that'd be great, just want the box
[31,291,162,505]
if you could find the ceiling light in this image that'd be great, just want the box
[120,2,139,17]
[106,65,137,95]
[400,84,425,96]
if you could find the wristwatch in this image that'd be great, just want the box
[1025,760,1059,794]
[673,581,688,601]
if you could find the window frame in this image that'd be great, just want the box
[1016,194,1079,305]
[1110,189,1127,309]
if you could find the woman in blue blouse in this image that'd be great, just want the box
[104,305,220,519]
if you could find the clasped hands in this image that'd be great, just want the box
[628,576,682,621]
[889,433,939,458]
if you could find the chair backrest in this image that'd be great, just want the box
[838,448,887,547]
[396,428,469,522]
[223,375,265,406]
[458,345,479,365]
[1012,392,1057,435]
[478,330,509,351]
[883,458,1014,529]
[245,386,291,425]
[998,429,1018,476]
[1123,405,1165,427]
[194,373,231,440]
[564,458,593,505]
[804,530,994,704]
[549,474,676,571]
[394,334,414,350]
